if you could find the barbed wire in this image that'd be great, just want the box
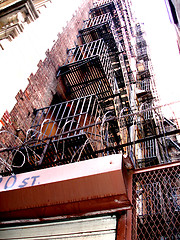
[0,100,179,173]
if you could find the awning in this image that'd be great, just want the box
[0,154,131,220]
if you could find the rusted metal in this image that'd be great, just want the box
[0,154,131,220]
[132,162,180,239]
[133,160,180,174]
[116,213,126,240]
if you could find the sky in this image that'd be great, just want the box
[0,0,84,118]
[0,0,180,123]
[131,0,180,122]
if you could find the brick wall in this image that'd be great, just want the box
[0,0,93,172]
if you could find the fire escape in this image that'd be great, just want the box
[0,1,170,173]
[132,23,180,239]
[0,1,179,239]
[135,23,169,167]
[4,0,137,173]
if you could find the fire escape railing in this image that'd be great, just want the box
[81,12,111,30]
[90,0,115,18]
[3,95,121,173]
[57,39,119,107]
[92,0,113,8]
[136,79,151,92]
[135,101,162,167]
[79,12,126,89]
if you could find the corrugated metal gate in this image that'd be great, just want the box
[0,215,117,240]
[132,162,180,240]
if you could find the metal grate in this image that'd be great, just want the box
[93,0,113,8]
[132,163,180,240]
[89,1,115,18]
[82,12,112,30]
[80,13,119,53]
[63,38,109,65]
[22,95,104,167]
[31,95,101,143]
[136,79,151,92]
[57,39,119,108]
[0,95,121,174]
[140,102,154,121]
[136,139,159,168]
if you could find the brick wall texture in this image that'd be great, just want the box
[0,0,93,172]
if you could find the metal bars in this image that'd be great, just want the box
[65,39,106,65]
[86,0,135,89]
[13,95,108,169]
[136,139,158,168]
[136,79,151,92]
[31,95,101,142]
[89,1,116,19]
[82,12,111,29]
[79,13,125,88]
[93,0,112,8]
[58,39,117,103]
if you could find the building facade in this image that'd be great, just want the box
[0,0,179,239]
[0,0,51,49]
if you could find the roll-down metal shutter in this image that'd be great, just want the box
[0,215,117,240]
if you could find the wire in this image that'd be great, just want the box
[56,119,74,160]
[0,157,12,172]
[0,130,26,169]
[100,111,113,148]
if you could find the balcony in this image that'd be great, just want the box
[93,0,113,7]
[25,96,108,168]
[57,39,119,108]
[136,139,159,167]
[89,0,116,18]
[80,13,119,51]
[136,79,153,100]
[0,95,122,174]
[79,13,125,88]
[81,12,112,30]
